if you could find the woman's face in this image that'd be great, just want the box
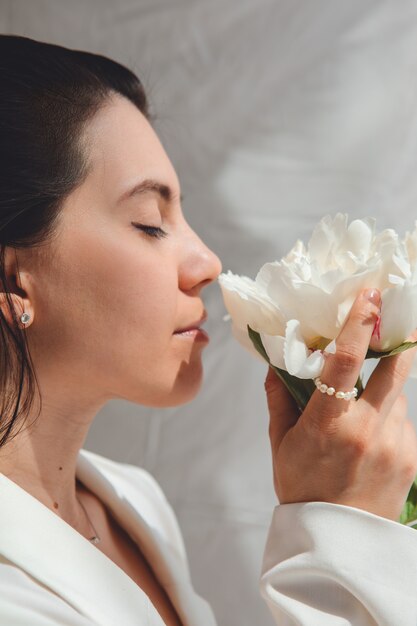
[24,94,222,408]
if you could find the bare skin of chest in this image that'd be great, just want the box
[76,483,183,626]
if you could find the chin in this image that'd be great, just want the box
[151,389,201,408]
[157,362,204,407]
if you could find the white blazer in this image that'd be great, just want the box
[0,447,416,626]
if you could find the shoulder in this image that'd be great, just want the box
[79,447,171,508]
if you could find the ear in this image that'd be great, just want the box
[0,247,34,329]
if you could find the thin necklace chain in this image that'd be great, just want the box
[75,492,101,545]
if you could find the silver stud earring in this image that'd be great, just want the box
[20,312,31,325]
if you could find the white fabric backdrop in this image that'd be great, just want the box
[2,1,417,624]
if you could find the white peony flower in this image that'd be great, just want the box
[218,213,417,380]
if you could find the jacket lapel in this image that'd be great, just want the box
[76,448,216,626]
[0,448,216,626]
[0,471,161,625]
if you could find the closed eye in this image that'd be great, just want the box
[131,222,169,239]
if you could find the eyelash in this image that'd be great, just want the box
[131,222,169,239]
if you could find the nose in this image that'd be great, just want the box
[178,227,223,293]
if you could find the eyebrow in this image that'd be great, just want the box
[117,178,182,204]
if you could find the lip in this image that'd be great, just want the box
[173,327,210,342]
[174,311,208,334]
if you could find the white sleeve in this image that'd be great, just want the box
[259,501,417,626]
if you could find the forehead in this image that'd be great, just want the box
[81,93,179,203]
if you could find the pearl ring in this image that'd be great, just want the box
[314,377,358,401]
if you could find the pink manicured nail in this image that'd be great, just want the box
[363,288,380,305]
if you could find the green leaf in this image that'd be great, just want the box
[247,325,269,361]
[399,476,417,526]
[366,340,417,360]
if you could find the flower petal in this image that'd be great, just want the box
[231,323,265,362]
[296,350,326,379]
[371,283,417,351]
[283,319,325,379]
[308,213,348,268]
[259,332,286,369]
[218,270,285,335]
[324,338,337,354]
[342,218,374,259]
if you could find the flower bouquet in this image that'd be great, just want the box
[218,214,417,529]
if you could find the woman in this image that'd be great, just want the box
[0,34,416,626]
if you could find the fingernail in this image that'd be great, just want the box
[363,288,381,306]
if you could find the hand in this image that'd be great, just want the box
[264,288,417,522]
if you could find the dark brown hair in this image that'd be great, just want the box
[0,34,150,448]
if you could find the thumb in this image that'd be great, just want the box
[264,366,300,449]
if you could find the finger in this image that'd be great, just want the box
[308,288,381,416]
[361,329,417,416]
[264,366,299,449]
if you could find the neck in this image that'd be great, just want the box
[0,360,110,540]
[0,423,89,529]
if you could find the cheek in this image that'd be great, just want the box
[91,251,178,356]
[116,264,178,349]
[48,227,178,361]
[91,256,203,407]
[39,225,202,407]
